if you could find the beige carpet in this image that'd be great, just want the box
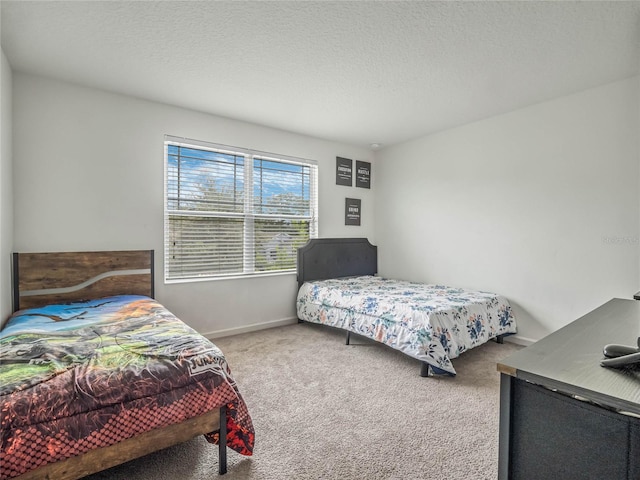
[85,322,522,480]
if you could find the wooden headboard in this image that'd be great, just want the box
[12,250,154,312]
[297,238,377,288]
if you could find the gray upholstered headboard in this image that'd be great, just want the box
[296,238,377,288]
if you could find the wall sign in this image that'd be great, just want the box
[355,160,371,189]
[336,157,353,186]
[345,198,361,226]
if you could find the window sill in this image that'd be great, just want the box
[164,270,296,285]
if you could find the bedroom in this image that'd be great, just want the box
[0,1,639,479]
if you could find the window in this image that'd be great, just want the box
[164,136,318,281]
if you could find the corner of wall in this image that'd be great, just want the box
[1,48,14,324]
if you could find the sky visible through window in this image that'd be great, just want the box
[167,145,311,214]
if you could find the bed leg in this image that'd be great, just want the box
[346,331,351,345]
[297,318,304,324]
[219,405,227,475]
[420,362,431,377]
[496,334,505,344]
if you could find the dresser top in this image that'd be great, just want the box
[498,298,640,415]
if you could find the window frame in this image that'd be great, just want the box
[163,136,318,283]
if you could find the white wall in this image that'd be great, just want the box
[374,77,639,343]
[12,73,374,335]
[12,71,638,343]
[0,49,13,324]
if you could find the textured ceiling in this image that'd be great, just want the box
[2,1,639,149]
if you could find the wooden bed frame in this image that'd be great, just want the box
[9,250,228,479]
[296,238,505,377]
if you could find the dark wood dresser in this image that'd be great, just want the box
[497,298,640,480]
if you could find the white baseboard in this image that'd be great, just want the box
[203,316,299,340]
[504,334,536,347]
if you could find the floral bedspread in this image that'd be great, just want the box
[297,276,516,375]
[0,295,254,480]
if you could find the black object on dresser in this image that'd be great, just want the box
[497,298,640,480]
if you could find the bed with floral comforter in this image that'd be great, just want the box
[297,275,517,376]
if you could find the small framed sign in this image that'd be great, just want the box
[336,157,353,186]
[345,198,361,226]
[355,160,371,189]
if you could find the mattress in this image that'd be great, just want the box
[0,295,254,479]
[297,275,517,375]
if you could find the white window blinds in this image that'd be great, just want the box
[164,136,318,281]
